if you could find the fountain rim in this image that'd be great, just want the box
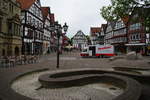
[38,68,142,100]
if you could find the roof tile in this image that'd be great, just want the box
[17,0,36,10]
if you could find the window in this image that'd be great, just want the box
[130,23,141,30]
[8,22,12,34]
[35,7,37,15]
[136,34,139,40]
[14,24,17,35]
[18,26,20,36]
[32,5,36,13]
[11,5,14,13]
[0,18,2,32]
[34,31,37,39]
[27,29,33,38]
[37,21,39,27]
[27,16,31,23]
[9,3,11,11]
[32,18,35,25]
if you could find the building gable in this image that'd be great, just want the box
[41,7,51,22]
[106,22,113,33]
[17,0,36,10]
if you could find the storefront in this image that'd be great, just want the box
[34,42,43,55]
[113,44,127,54]
[126,43,146,55]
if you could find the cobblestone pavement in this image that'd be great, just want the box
[1,51,149,71]
[0,51,150,100]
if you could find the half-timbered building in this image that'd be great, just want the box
[72,30,88,50]
[17,0,44,55]
[112,18,128,54]
[105,22,115,45]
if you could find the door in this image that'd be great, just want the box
[89,46,96,56]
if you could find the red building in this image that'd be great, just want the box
[126,8,146,55]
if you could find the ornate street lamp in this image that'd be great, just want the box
[50,22,68,68]
[63,22,68,33]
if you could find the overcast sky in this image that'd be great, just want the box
[41,0,110,38]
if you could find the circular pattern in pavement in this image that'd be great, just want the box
[11,70,123,100]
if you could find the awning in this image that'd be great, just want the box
[125,43,146,46]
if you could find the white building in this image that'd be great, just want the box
[18,0,44,55]
[72,30,88,50]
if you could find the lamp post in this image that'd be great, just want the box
[50,22,68,68]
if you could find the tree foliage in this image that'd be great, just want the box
[100,0,150,32]
[100,0,149,21]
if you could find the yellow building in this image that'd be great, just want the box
[0,0,22,56]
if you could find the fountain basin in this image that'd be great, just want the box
[10,68,142,100]
[38,69,141,100]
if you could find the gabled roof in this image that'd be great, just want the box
[17,0,36,10]
[41,7,50,21]
[90,27,101,33]
[72,30,87,39]
[105,21,115,33]
[101,24,107,29]
[90,27,101,36]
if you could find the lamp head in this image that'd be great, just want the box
[63,22,68,32]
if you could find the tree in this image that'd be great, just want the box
[100,0,150,31]
[100,0,150,20]
[101,0,135,21]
